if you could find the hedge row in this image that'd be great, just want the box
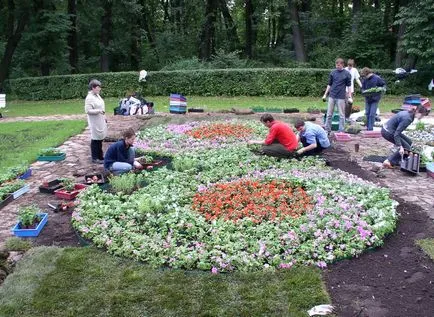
[5,68,431,100]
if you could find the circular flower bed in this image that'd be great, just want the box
[186,123,254,139]
[74,120,398,272]
[193,179,312,223]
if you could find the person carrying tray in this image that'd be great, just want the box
[381,101,428,168]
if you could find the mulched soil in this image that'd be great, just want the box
[325,150,434,317]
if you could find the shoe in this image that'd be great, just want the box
[92,159,104,164]
[382,160,393,169]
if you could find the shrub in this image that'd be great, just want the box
[4,237,33,251]
[5,68,431,100]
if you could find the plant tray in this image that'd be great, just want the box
[54,184,88,200]
[188,108,204,113]
[39,179,63,194]
[84,174,106,185]
[12,184,30,199]
[335,132,352,142]
[361,130,382,138]
[426,163,434,179]
[282,108,299,113]
[400,151,420,175]
[12,213,48,237]
[18,168,32,180]
[37,153,66,161]
[0,194,13,210]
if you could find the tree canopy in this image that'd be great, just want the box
[0,0,433,90]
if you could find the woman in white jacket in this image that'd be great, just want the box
[85,79,107,164]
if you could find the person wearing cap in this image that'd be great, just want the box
[85,79,108,164]
[344,59,362,119]
[295,120,330,156]
[248,114,298,158]
[361,68,386,131]
[322,58,352,132]
[381,103,428,168]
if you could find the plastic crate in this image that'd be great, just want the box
[54,184,87,200]
[0,194,13,210]
[12,184,30,199]
[361,130,382,138]
[400,151,420,175]
[427,163,434,179]
[335,132,352,142]
[39,179,63,194]
[37,153,66,161]
[12,213,48,237]
[18,168,32,180]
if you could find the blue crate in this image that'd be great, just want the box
[12,213,48,237]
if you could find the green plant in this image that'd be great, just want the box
[415,121,426,131]
[38,148,63,157]
[4,237,33,251]
[109,173,146,195]
[18,205,39,227]
[0,180,25,200]
[60,178,75,191]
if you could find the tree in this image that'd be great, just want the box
[100,0,113,72]
[288,0,307,62]
[244,0,257,58]
[199,0,218,61]
[67,0,78,73]
[0,0,31,91]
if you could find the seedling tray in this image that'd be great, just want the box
[335,132,352,142]
[12,213,48,237]
[37,153,66,161]
[0,194,13,210]
[400,151,420,175]
[54,184,87,200]
[18,168,32,180]
[12,184,30,199]
[188,108,204,113]
[39,179,63,194]
[361,130,382,138]
[84,174,106,185]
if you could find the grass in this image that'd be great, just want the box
[0,247,330,317]
[0,120,86,172]
[2,95,405,117]
[416,239,434,260]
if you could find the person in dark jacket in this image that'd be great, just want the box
[104,128,143,174]
[361,68,386,131]
[381,105,428,168]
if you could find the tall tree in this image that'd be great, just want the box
[199,0,218,60]
[244,0,257,58]
[67,0,78,73]
[0,0,31,91]
[288,0,307,62]
[100,0,113,72]
[219,0,240,51]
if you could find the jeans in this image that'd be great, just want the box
[261,141,295,158]
[326,97,346,132]
[109,147,135,175]
[365,101,378,131]
[381,128,412,166]
[300,136,326,156]
[90,139,104,160]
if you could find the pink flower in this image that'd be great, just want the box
[316,261,327,269]
[211,267,218,274]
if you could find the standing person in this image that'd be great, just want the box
[344,59,363,118]
[361,68,386,131]
[322,58,352,132]
[381,105,428,168]
[295,120,330,156]
[104,128,143,175]
[248,114,298,158]
[85,79,107,164]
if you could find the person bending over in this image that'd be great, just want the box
[248,114,298,158]
[295,120,330,156]
[381,105,428,168]
[104,128,143,175]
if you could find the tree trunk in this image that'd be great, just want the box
[352,0,361,15]
[199,0,218,61]
[100,1,113,72]
[339,0,344,15]
[244,0,256,58]
[288,0,307,62]
[219,0,240,51]
[67,0,78,73]
[0,1,30,92]
[394,22,406,67]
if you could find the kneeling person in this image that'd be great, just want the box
[104,128,143,175]
[248,114,298,158]
[295,120,330,156]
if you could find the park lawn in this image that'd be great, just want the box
[3,95,404,117]
[0,247,330,317]
[0,120,86,172]
[416,239,434,261]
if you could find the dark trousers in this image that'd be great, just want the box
[261,141,295,158]
[381,128,412,165]
[300,136,325,156]
[90,139,104,160]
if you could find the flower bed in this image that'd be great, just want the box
[73,119,398,272]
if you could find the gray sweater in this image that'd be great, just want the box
[383,111,414,146]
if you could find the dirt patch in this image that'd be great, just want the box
[325,148,434,317]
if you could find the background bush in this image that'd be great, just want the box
[5,68,431,100]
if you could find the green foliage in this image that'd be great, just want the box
[38,148,64,157]
[60,178,75,192]
[415,121,426,131]
[395,1,434,66]
[416,239,434,260]
[6,68,431,100]
[109,173,147,195]
[0,180,25,201]
[17,205,39,227]
[0,247,329,317]
[4,237,33,252]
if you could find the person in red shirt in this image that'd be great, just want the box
[248,114,298,158]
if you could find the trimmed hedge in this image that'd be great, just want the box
[5,68,432,100]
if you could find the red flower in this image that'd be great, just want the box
[186,123,254,139]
